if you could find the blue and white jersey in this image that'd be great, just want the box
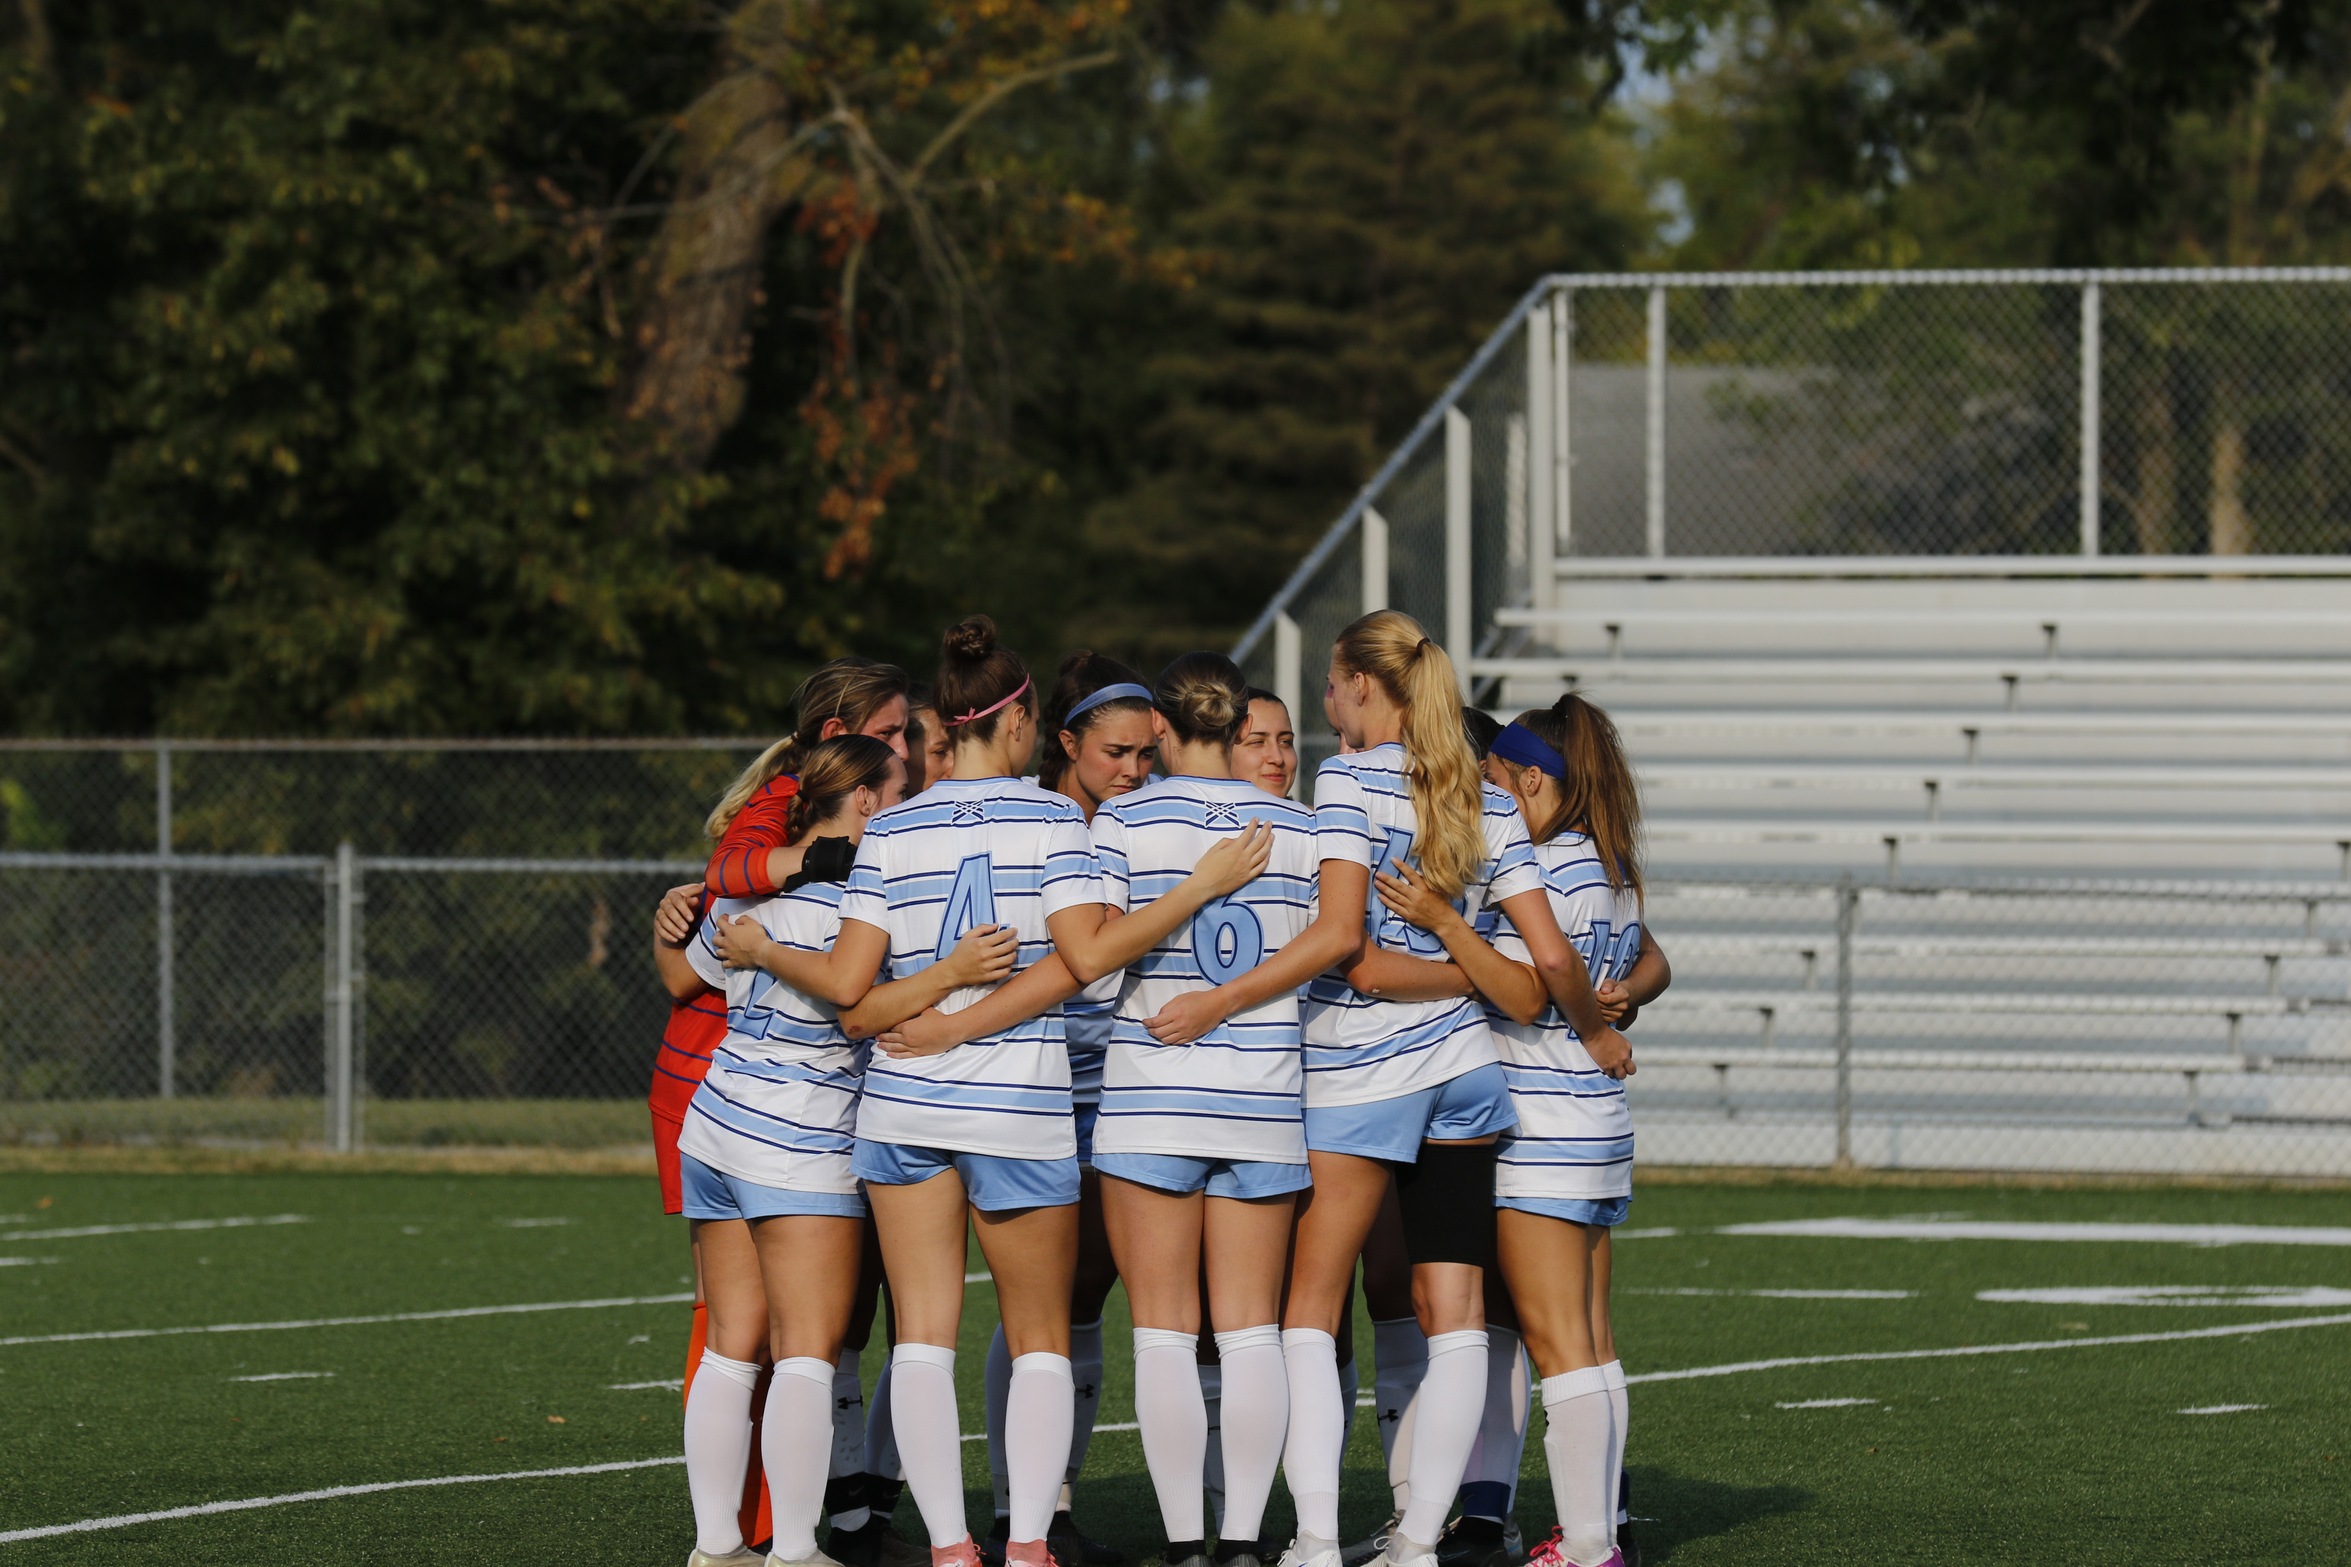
[1302,744,1543,1107]
[1090,776,1320,1165]
[1483,831,1640,1200]
[1063,971,1118,1108]
[839,776,1103,1159]
[678,884,865,1195]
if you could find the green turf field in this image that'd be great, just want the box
[1,1170,2345,1564]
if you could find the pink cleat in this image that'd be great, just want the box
[1523,1532,1622,1567]
[933,1541,987,1567]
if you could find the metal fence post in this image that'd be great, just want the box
[1645,284,1667,559]
[1834,874,1857,1170]
[1525,297,1555,612]
[327,841,359,1153]
[1361,508,1389,615]
[2079,280,2102,557]
[1274,613,1303,744]
[1553,288,1572,562]
[1445,406,1473,691]
[155,742,174,1099]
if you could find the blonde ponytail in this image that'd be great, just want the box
[706,735,796,843]
[1333,610,1486,900]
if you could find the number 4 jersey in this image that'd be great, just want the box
[1089,776,1322,1165]
[839,775,1103,1160]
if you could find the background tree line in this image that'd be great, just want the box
[5,0,2350,739]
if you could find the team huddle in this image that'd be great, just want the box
[646,610,1668,1567]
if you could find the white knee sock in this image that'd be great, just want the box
[1339,1353,1361,1461]
[1198,1362,1226,1534]
[1600,1359,1628,1527]
[1007,1352,1075,1544]
[1133,1329,1207,1542]
[1461,1327,1529,1518]
[1068,1316,1106,1494]
[985,1324,1014,1520]
[763,1356,838,1562]
[892,1343,968,1548]
[1213,1325,1287,1545]
[828,1347,872,1528]
[866,1355,901,1482]
[1540,1368,1615,1566]
[1396,1330,1487,1547]
[1372,1316,1428,1515]
[685,1349,761,1555]
[1280,1327,1343,1544]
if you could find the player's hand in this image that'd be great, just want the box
[875,1008,967,1059]
[1374,859,1460,937]
[711,913,772,970]
[1193,820,1273,899]
[652,883,701,947]
[1143,987,1229,1046]
[1584,1023,1636,1080]
[1595,977,1633,1024]
[938,923,1019,989]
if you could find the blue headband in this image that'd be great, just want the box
[1064,682,1154,725]
[1489,722,1566,779]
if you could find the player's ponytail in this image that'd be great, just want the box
[705,657,909,840]
[1333,610,1485,900]
[782,735,899,843]
[1518,693,1642,895]
[1154,651,1251,747]
[935,615,1036,745]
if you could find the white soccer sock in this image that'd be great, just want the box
[1213,1325,1287,1545]
[1007,1352,1076,1544]
[684,1348,761,1555]
[1280,1327,1343,1544]
[763,1356,838,1562]
[1133,1329,1207,1541]
[1068,1316,1106,1491]
[1462,1327,1529,1517]
[1600,1359,1629,1527]
[985,1323,1014,1519]
[1198,1362,1226,1534]
[828,1347,872,1528]
[1372,1316,1428,1515]
[1338,1352,1361,1461]
[1396,1329,1487,1547]
[866,1354,902,1482]
[1540,1368,1616,1566]
[892,1343,969,1548]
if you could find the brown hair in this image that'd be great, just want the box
[1038,649,1152,788]
[1155,652,1251,747]
[935,615,1035,745]
[1333,610,1484,899]
[706,657,909,841]
[1514,694,1642,894]
[782,735,901,842]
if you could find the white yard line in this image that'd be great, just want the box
[961,1422,1139,1443]
[0,1456,685,1544]
[1717,1217,2351,1247]
[1980,1285,2351,1308]
[1775,1398,1877,1409]
[0,1258,58,1268]
[0,1293,692,1349]
[965,1273,991,1283]
[1627,1288,1914,1300]
[2179,1403,2269,1415]
[228,1372,333,1383]
[608,1379,686,1392]
[0,1215,309,1243]
[1628,1309,2351,1385]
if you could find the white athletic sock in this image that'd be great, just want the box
[1280,1327,1343,1544]
[1372,1316,1428,1515]
[866,1355,901,1482]
[1007,1352,1076,1544]
[1397,1329,1487,1547]
[1462,1327,1529,1517]
[684,1348,761,1555]
[1199,1362,1226,1535]
[829,1347,872,1528]
[1338,1353,1361,1461]
[986,1324,1014,1519]
[1214,1325,1287,1545]
[1600,1359,1629,1527]
[1133,1329,1207,1541]
[892,1343,969,1548]
[1068,1317,1106,1490]
[1540,1368,1615,1566]
[764,1356,837,1562]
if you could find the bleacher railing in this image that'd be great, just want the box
[1234,268,2351,725]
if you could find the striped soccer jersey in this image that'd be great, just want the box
[678,882,865,1195]
[839,776,1102,1159]
[1090,775,1321,1165]
[1064,970,1118,1108]
[1303,744,1543,1107]
[1483,831,1641,1200]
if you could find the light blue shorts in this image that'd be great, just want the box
[852,1139,1082,1213]
[1094,1151,1313,1201]
[1074,1102,1100,1166]
[681,1153,868,1221]
[1499,1193,1631,1227]
[1304,1062,1517,1162]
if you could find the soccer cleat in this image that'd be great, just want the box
[1210,1539,1263,1567]
[1520,1532,1618,1567]
[1339,1515,1398,1567]
[1159,1539,1211,1567]
[768,1551,847,1567]
[1054,1512,1126,1567]
[1374,1533,1441,1567]
[1432,1517,1520,1567]
[1275,1535,1343,1567]
[831,1516,928,1567]
[688,1550,767,1567]
[931,1540,988,1567]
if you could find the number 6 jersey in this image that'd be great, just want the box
[839,775,1104,1159]
[1090,776,1322,1165]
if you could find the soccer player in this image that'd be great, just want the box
[979,652,1160,1565]
[753,616,1270,1567]
[1230,690,1299,800]
[906,685,955,793]
[1087,652,1320,1567]
[653,737,1013,1567]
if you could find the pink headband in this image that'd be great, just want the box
[948,675,1031,727]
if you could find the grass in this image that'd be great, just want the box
[0,1172,2346,1564]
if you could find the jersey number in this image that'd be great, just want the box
[936,853,998,961]
[1577,919,1641,983]
[1191,899,1266,985]
[1370,827,1447,957]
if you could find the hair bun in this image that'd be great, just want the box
[943,615,999,664]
